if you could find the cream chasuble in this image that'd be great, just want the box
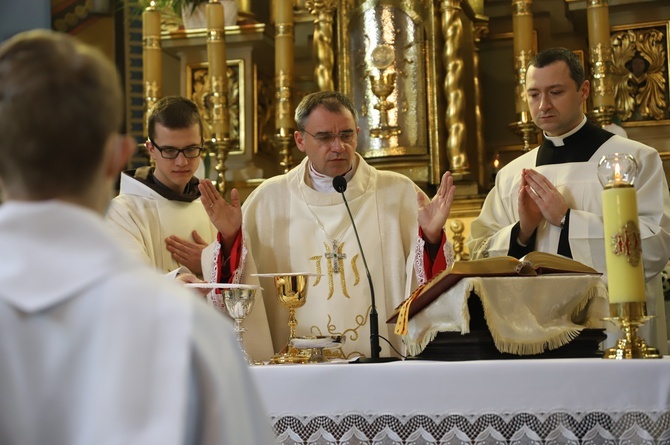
[220,155,454,359]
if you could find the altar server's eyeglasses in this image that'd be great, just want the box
[302,130,356,147]
[149,138,204,159]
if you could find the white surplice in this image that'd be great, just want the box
[0,201,274,445]
[468,133,670,351]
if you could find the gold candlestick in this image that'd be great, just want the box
[273,0,295,172]
[142,2,162,135]
[206,0,230,195]
[597,153,661,359]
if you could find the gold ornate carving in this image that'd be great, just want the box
[450,220,470,261]
[611,23,669,122]
[306,0,337,91]
[187,62,242,153]
[473,19,489,189]
[512,0,533,16]
[275,69,293,127]
[142,36,161,48]
[590,42,615,98]
[206,30,225,42]
[440,0,470,175]
[144,81,159,107]
[514,49,533,111]
[275,23,294,36]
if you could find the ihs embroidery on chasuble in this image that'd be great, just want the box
[310,242,361,299]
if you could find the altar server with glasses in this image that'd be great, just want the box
[0,30,274,445]
[107,96,216,278]
[106,95,273,361]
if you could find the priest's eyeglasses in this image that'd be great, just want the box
[149,138,204,159]
[302,130,356,147]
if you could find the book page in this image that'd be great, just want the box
[521,251,599,275]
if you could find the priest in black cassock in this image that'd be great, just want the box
[467,47,670,351]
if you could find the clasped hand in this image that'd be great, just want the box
[518,168,568,243]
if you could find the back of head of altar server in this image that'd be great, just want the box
[0,29,134,211]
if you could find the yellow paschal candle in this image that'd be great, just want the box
[601,184,646,303]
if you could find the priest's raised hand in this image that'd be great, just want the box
[417,171,456,244]
[198,178,242,256]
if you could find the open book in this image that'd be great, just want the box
[387,251,600,326]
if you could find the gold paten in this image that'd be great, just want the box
[602,302,662,359]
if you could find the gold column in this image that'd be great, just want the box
[306,0,337,92]
[587,0,615,126]
[142,2,162,138]
[440,0,471,178]
[473,17,489,190]
[508,0,536,152]
[273,0,296,173]
[207,0,231,196]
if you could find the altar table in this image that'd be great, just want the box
[251,358,670,445]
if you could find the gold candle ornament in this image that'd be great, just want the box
[597,153,661,359]
[273,0,295,131]
[142,1,162,128]
[206,0,229,136]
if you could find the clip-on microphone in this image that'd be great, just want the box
[333,175,400,363]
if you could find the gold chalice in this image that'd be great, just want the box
[253,272,317,364]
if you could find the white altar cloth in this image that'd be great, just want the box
[252,359,670,444]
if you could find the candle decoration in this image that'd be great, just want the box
[597,153,661,359]
[206,0,231,196]
[142,1,162,136]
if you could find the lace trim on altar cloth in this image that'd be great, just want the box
[270,411,670,445]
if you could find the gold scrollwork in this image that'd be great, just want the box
[611,23,668,122]
[611,220,642,267]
